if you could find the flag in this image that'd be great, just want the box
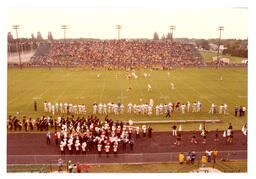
[223,131,226,137]
[241,125,245,133]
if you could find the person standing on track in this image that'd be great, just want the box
[191,131,197,144]
[172,124,177,136]
[148,125,152,138]
[46,131,51,144]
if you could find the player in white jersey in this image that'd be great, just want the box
[107,102,112,113]
[69,103,73,113]
[73,104,77,114]
[148,84,152,92]
[55,102,59,113]
[181,104,186,114]
[120,104,125,114]
[223,104,227,115]
[219,104,224,114]
[144,103,149,114]
[128,102,132,113]
[186,101,190,112]
[148,105,153,116]
[64,102,68,113]
[98,103,103,114]
[141,104,145,115]
[163,104,168,114]
[93,103,97,114]
[103,104,107,114]
[149,98,154,107]
[167,72,170,77]
[48,102,51,113]
[52,105,55,115]
[60,102,63,113]
[133,104,137,114]
[197,101,201,112]
[144,73,147,78]
[44,101,48,112]
[209,103,215,114]
[114,104,118,115]
[192,102,197,112]
[168,103,172,112]
[159,104,163,115]
[171,82,175,90]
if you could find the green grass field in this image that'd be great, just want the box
[7,68,247,131]
[200,51,247,62]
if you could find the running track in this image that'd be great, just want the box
[7,130,247,164]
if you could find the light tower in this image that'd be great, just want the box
[217,26,224,68]
[170,25,176,41]
[61,25,69,40]
[12,25,22,69]
[116,25,122,40]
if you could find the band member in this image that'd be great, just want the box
[172,124,177,136]
[214,128,219,141]
[142,125,146,137]
[82,141,87,155]
[191,131,197,144]
[97,142,102,156]
[113,143,118,156]
[148,126,152,138]
[174,132,181,145]
[105,144,110,157]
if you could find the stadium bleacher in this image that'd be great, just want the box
[30,40,203,68]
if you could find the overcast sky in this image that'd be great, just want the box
[7,7,248,40]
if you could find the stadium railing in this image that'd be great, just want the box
[7,150,247,165]
[7,164,45,173]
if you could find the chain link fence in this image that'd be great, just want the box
[7,150,247,165]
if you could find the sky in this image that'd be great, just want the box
[8,7,248,40]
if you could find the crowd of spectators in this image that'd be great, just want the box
[29,40,203,68]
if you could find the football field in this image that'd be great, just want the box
[7,67,247,131]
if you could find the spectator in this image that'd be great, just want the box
[179,153,185,164]
[84,164,90,173]
[213,149,218,163]
[201,154,207,167]
[57,158,63,172]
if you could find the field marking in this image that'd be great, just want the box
[185,70,245,125]
[117,96,127,99]
[238,96,247,98]
[75,96,85,99]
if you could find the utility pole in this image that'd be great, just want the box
[116,25,122,40]
[170,25,176,42]
[61,25,69,40]
[12,25,22,69]
[217,26,224,68]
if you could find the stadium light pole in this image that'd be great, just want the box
[12,25,22,69]
[170,25,176,42]
[61,25,69,41]
[217,26,224,68]
[116,25,122,40]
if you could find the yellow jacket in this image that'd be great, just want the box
[201,155,207,163]
[179,153,184,162]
